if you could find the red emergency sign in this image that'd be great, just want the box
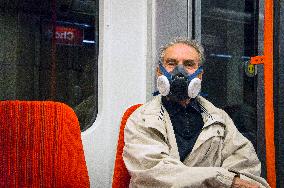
[55,26,84,45]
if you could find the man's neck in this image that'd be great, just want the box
[162,96,190,107]
[178,98,191,108]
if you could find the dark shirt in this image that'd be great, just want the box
[162,97,204,162]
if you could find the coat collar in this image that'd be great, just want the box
[141,95,225,128]
[161,96,203,116]
[140,95,227,161]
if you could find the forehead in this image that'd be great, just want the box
[164,43,200,60]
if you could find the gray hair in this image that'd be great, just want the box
[159,37,205,65]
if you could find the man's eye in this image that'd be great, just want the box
[168,62,176,66]
[166,60,177,66]
[183,60,196,67]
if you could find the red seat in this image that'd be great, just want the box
[112,104,142,188]
[0,101,89,187]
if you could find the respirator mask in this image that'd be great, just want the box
[157,63,203,102]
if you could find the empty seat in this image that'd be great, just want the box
[0,101,90,187]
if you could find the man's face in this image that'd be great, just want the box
[162,43,200,75]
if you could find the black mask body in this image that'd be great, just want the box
[169,65,190,102]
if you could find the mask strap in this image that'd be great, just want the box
[188,66,203,81]
[159,63,172,80]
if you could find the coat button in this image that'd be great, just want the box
[217,130,220,135]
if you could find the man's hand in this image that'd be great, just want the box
[232,177,260,188]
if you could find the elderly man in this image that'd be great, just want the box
[123,38,270,188]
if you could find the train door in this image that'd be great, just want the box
[154,0,271,184]
[196,0,281,185]
[197,0,265,176]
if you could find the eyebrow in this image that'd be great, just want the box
[165,58,197,62]
[183,59,196,63]
[165,58,178,62]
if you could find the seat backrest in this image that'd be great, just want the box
[0,101,89,187]
[112,104,142,188]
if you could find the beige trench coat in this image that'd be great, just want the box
[123,95,270,188]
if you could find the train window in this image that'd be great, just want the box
[200,0,259,148]
[0,0,99,131]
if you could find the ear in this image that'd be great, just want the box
[156,66,162,77]
[197,70,204,80]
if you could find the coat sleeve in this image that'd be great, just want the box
[123,110,237,188]
[220,110,270,187]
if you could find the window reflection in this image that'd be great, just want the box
[0,0,99,131]
[201,0,258,143]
